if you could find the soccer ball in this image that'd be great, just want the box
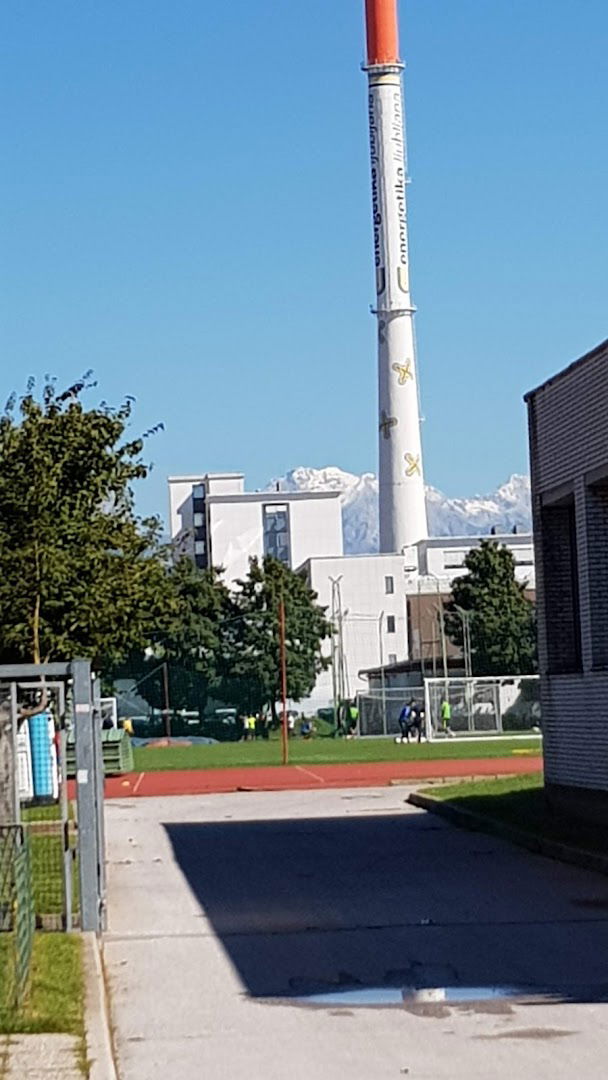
[394,736,403,744]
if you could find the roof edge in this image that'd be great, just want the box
[524,337,608,402]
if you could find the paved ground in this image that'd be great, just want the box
[104,754,541,798]
[0,1034,81,1078]
[105,787,608,1080]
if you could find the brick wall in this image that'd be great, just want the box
[527,338,608,798]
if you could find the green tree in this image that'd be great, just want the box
[0,376,172,666]
[128,559,233,714]
[445,540,537,676]
[223,556,331,718]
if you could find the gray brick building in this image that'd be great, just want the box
[526,337,608,824]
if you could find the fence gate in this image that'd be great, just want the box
[0,660,106,935]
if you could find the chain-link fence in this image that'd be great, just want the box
[0,825,35,1012]
[2,679,78,932]
[19,700,76,930]
[425,676,541,738]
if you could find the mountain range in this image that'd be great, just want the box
[268,467,532,555]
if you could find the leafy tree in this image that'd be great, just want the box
[0,375,172,666]
[445,540,537,676]
[126,559,233,714]
[223,556,331,718]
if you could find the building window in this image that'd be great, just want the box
[194,541,206,555]
[263,504,292,566]
[193,512,204,528]
[541,497,581,674]
[385,575,394,594]
[388,653,397,665]
[386,615,396,634]
[586,481,608,668]
[443,551,467,570]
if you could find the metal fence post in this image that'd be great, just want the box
[73,659,104,933]
[92,675,106,927]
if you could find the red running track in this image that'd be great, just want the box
[104,755,542,799]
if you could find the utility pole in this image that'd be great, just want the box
[454,606,473,679]
[162,661,171,740]
[278,596,288,766]
[378,612,387,735]
[429,575,448,685]
[330,576,347,734]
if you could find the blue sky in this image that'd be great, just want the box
[1,0,606,521]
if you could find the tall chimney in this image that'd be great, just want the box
[364,0,428,552]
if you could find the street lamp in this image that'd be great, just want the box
[453,605,473,679]
[428,573,448,683]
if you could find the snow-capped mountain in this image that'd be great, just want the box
[267,467,531,554]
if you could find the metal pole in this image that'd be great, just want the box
[162,662,171,740]
[329,577,342,734]
[59,725,72,933]
[436,580,448,686]
[73,658,103,933]
[279,597,289,766]
[10,682,20,825]
[379,612,387,735]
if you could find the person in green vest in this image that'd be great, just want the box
[346,701,359,739]
[440,697,452,735]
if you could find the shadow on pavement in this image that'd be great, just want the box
[164,812,608,1005]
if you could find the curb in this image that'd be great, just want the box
[408,791,608,877]
[83,933,119,1080]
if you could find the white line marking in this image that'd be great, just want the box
[296,765,325,783]
[132,772,145,794]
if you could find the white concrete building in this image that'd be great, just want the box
[168,474,535,715]
[300,532,535,712]
[168,473,343,586]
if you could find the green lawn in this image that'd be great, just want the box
[132,735,542,772]
[420,773,608,855]
[30,835,75,918]
[0,933,84,1038]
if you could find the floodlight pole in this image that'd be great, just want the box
[279,596,289,766]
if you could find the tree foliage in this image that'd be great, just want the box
[0,376,171,666]
[221,556,331,716]
[128,559,233,713]
[445,540,537,676]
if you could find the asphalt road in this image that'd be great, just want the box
[104,787,608,1079]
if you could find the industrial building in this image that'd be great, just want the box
[526,337,608,824]
[168,472,533,712]
[166,0,537,716]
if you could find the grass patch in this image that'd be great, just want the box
[420,773,608,856]
[0,933,84,1037]
[22,802,75,824]
[26,833,79,920]
[30,836,65,916]
[133,735,542,773]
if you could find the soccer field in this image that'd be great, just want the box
[132,735,542,773]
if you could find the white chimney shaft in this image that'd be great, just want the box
[364,0,428,552]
